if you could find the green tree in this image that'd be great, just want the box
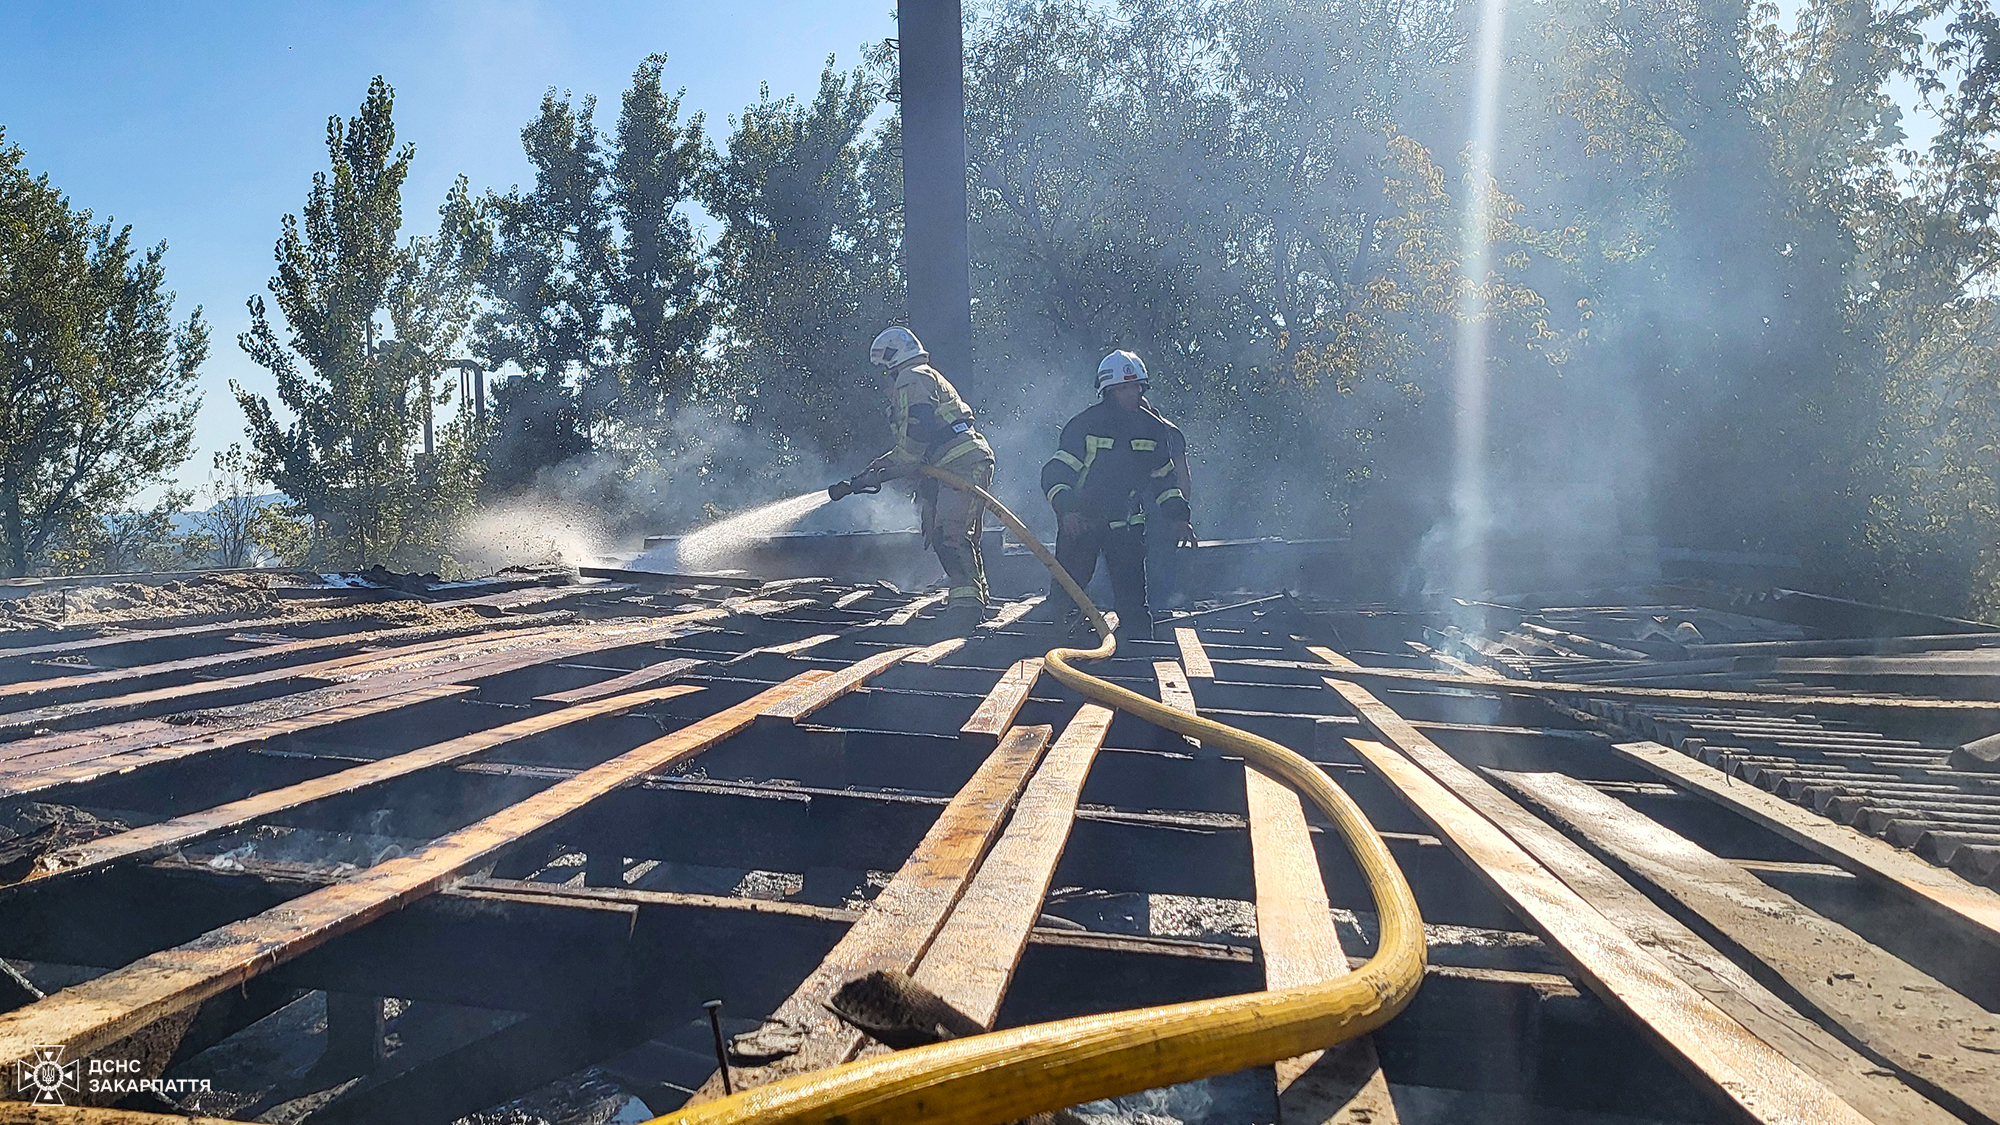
[704,60,902,458]
[475,56,720,497]
[964,0,1558,536]
[476,89,614,494]
[611,55,719,414]
[0,128,206,577]
[1806,0,2000,612]
[235,78,485,570]
[43,488,204,575]
[194,443,268,568]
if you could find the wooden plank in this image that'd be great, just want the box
[427,583,634,615]
[1154,659,1197,712]
[426,619,722,686]
[1344,735,1871,1125]
[0,684,474,798]
[1481,771,1960,1125]
[1309,722,1956,1123]
[834,588,878,610]
[959,658,1043,746]
[1248,764,1398,1123]
[0,610,726,795]
[756,646,920,724]
[0,616,526,708]
[682,723,1056,1105]
[1159,662,1393,1122]
[724,597,820,618]
[272,584,422,603]
[0,670,834,1067]
[578,565,764,589]
[760,633,840,656]
[24,684,705,882]
[1175,628,1215,680]
[884,591,949,627]
[1303,663,2000,714]
[1614,739,2000,949]
[907,637,968,664]
[323,611,723,681]
[980,595,1043,631]
[0,720,182,769]
[1306,645,1360,671]
[1493,768,2000,1122]
[464,875,1266,970]
[1405,640,1505,681]
[909,705,1114,1023]
[0,631,535,739]
[0,564,279,590]
[534,658,708,705]
[0,613,332,668]
[0,611,721,744]
[1153,660,1201,749]
[1326,657,1880,1122]
[1687,632,2000,658]
[0,1105,238,1124]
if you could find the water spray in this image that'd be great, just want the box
[648,461,901,576]
[672,492,834,572]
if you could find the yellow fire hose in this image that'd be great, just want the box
[665,466,1425,1125]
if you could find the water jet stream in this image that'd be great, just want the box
[671,491,833,572]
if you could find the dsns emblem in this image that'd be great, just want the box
[14,1045,81,1105]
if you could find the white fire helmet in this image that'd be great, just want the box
[869,326,927,369]
[1096,349,1148,393]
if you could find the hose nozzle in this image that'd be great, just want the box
[828,465,889,502]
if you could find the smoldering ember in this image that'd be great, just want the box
[2,2,2000,1123]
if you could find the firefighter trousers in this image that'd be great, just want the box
[1049,519,1149,637]
[920,456,992,606]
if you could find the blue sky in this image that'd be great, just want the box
[0,1,894,504]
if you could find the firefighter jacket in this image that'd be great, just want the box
[1041,399,1192,528]
[1143,401,1187,473]
[882,362,992,469]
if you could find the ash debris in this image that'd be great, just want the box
[0,802,129,881]
[0,573,304,630]
[460,1069,656,1125]
[0,570,514,633]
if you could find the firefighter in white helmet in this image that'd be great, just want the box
[831,326,996,627]
[1039,350,1196,640]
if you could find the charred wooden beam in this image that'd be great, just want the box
[0,671,835,1068]
[17,685,706,886]
[682,725,1055,1105]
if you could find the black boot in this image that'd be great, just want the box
[934,600,985,636]
[1113,608,1155,644]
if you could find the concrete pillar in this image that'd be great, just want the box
[898,0,974,387]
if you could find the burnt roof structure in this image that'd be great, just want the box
[0,559,1996,1124]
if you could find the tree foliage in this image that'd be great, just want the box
[234,78,484,570]
[475,56,718,497]
[193,442,304,569]
[0,128,206,577]
[196,2,2000,613]
[702,60,902,458]
[42,488,207,576]
[963,0,1560,537]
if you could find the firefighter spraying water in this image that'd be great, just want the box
[827,326,996,633]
